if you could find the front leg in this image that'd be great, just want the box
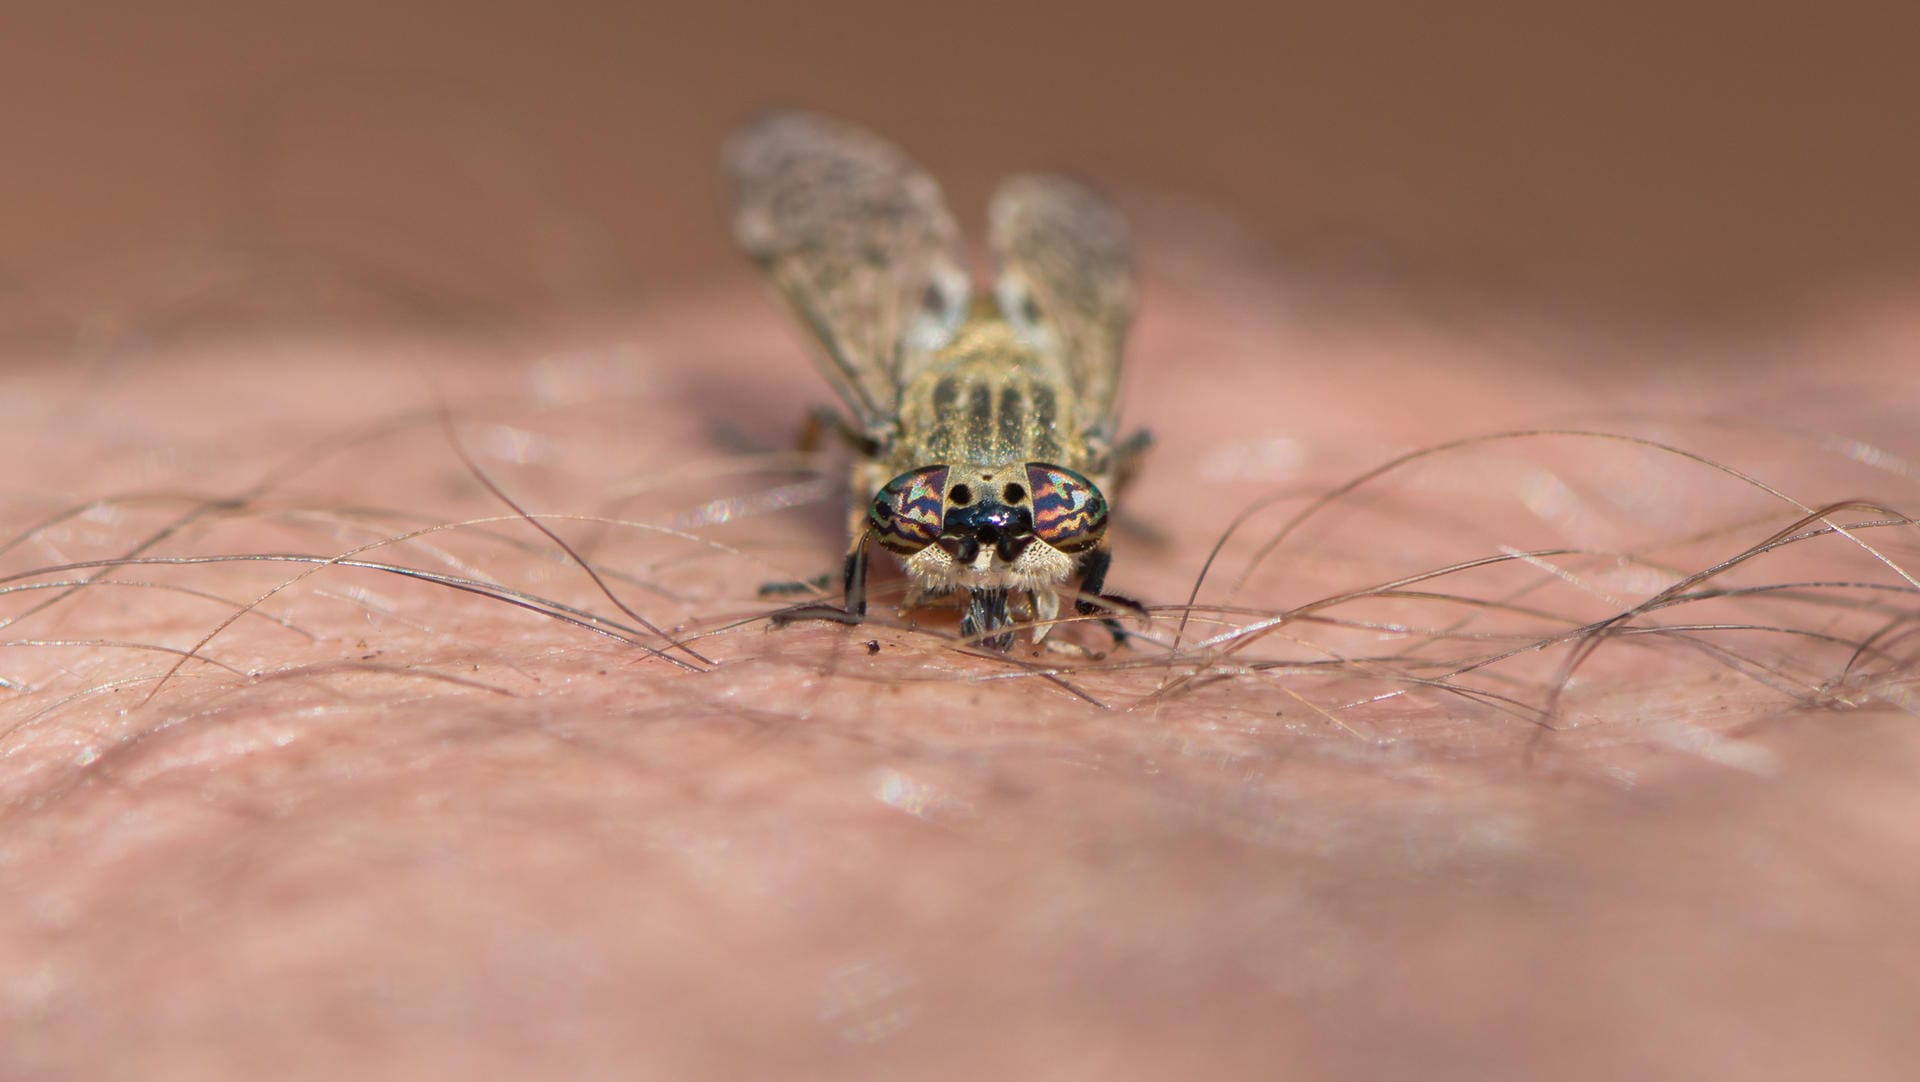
[760,406,882,599]
[1073,545,1148,645]
[769,533,872,629]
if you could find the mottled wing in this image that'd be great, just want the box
[726,111,971,429]
[988,174,1135,436]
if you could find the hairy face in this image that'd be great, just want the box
[1,259,1918,1080]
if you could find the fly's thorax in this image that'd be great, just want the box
[852,315,1116,609]
[890,315,1094,475]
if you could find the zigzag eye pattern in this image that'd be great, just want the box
[869,465,950,554]
[1025,463,1108,553]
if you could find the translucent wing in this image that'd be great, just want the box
[988,174,1135,437]
[726,111,971,430]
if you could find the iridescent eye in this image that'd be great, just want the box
[1024,463,1108,553]
[869,465,949,554]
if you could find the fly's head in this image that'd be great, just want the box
[867,462,1108,594]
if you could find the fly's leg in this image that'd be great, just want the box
[1105,428,1170,548]
[1074,546,1148,646]
[759,405,881,598]
[843,537,870,616]
[1108,428,1153,503]
[769,533,872,629]
[799,404,881,458]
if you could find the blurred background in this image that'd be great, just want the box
[1,1,1916,343]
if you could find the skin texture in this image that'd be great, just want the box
[2,254,1919,1080]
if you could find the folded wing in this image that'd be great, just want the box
[726,111,972,430]
[988,174,1135,439]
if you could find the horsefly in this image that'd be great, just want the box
[727,111,1147,651]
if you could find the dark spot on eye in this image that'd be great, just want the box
[1021,294,1042,324]
[922,282,947,313]
[1003,482,1026,503]
[872,500,894,520]
[949,484,973,506]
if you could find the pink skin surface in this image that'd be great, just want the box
[1,256,1918,1080]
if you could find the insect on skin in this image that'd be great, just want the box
[727,111,1148,651]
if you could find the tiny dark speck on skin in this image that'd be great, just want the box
[866,640,882,655]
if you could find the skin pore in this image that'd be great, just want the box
[2,252,1918,1081]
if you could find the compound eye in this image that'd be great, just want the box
[869,465,949,554]
[1024,463,1108,553]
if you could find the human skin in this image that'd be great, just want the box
[1,256,1918,1081]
